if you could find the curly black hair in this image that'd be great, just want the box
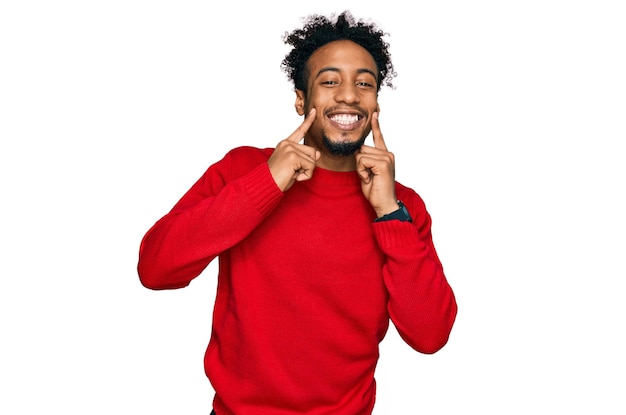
[281,11,396,93]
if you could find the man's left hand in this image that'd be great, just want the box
[355,112,399,218]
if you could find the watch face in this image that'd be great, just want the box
[398,201,412,222]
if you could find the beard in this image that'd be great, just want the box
[322,132,368,156]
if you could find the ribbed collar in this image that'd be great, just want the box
[299,167,363,197]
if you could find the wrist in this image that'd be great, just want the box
[375,201,400,218]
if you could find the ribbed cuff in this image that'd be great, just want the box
[240,162,283,217]
[372,220,420,249]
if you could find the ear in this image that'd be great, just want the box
[295,90,305,116]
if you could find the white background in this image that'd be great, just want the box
[1,1,625,414]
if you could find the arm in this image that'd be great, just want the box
[356,113,456,352]
[138,111,319,290]
[374,193,457,354]
[137,149,283,290]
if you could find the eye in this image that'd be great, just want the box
[357,81,375,88]
[321,80,339,85]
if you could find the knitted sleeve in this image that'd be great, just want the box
[373,187,457,354]
[137,147,283,290]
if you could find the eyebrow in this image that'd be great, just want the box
[315,67,378,80]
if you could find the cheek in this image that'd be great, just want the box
[305,87,332,109]
[364,96,379,112]
[303,95,318,113]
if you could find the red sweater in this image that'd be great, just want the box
[138,146,457,415]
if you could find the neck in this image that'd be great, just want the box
[315,152,357,172]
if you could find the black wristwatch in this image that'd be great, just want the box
[374,200,412,223]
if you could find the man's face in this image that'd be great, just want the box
[296,40,380,156]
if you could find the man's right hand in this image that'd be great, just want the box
[268,108,320,192]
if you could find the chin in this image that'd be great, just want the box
[323,135,366,156]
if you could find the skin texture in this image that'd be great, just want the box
[268,40,399,218]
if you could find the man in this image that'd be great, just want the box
[138,11,457,415]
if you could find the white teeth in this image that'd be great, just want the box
[330,114,359,125]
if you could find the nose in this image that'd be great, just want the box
[335,82,359,104]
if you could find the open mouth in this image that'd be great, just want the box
[327,111,365,130]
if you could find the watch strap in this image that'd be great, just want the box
[374,200,412,223]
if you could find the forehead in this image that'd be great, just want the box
[307,40,378,77]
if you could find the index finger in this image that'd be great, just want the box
[371,112,388,151]
[287,108,317,143]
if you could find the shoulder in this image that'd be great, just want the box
[223,146,274,164]
[395,181,434,230]
[395,182,427,212]
[215,146,274,175]
[196,146,274,186]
